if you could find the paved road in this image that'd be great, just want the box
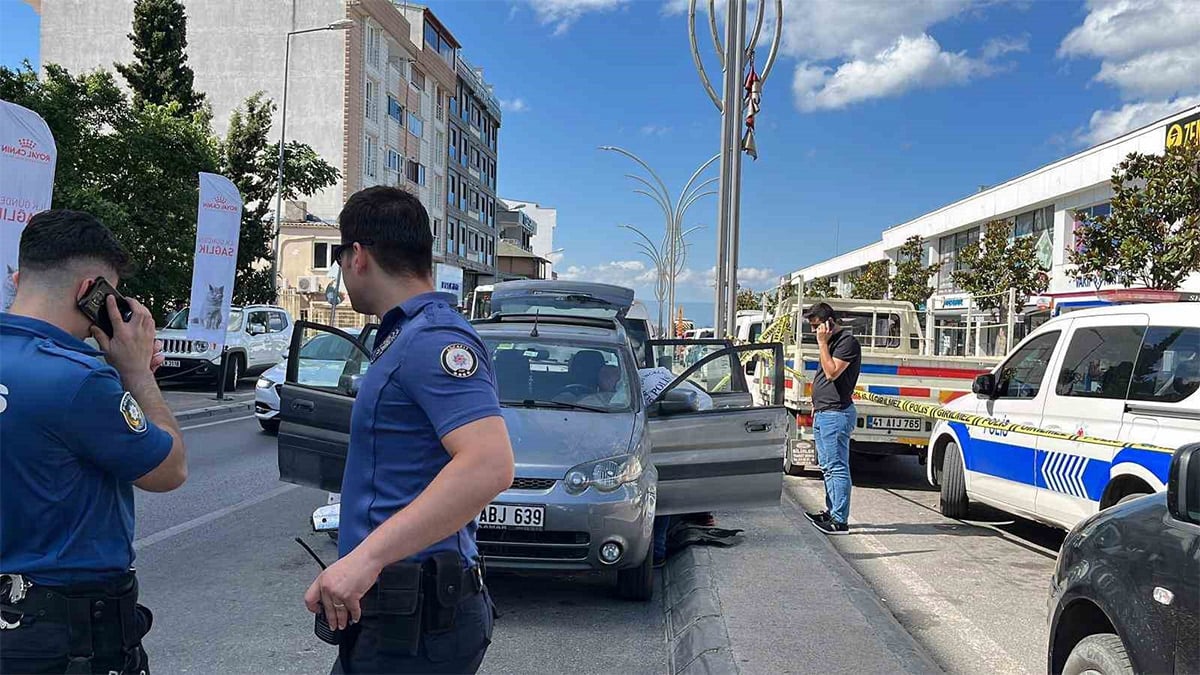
[787,455,1065,675]
[132,414,666,674]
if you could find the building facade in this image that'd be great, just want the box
[792,106,1200,355]
[497,202,538,252]
[501,199,557,279]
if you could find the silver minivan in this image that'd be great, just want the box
[275,310,786,600]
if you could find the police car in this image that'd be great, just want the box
[927,302,1200,531]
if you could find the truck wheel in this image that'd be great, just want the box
[616,552,654,602]
[223,353,244,391]
[940,441,969,519]
[1063,634,1133,675]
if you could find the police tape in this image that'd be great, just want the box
[847,384,1178,454]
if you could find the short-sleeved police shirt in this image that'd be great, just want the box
[811,328,862,412]
[0,313,173,586]
[337,293,501,564]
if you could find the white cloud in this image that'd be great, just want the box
[639,124,673,136]
[793,34,992,112]
[1059,0,1200,144]
[982,34,1030,60]
[527,0,629,35]
[499,98,529,113]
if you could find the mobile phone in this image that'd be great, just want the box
[77,276,133,338]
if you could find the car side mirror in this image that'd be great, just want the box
[973,373,997,398]
[1167,443,1199,525]
[652,388,703,416]
[249,323,267,335]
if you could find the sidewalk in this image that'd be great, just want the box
[680,490,940,674]
[160,384,255,423]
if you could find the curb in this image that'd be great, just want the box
[663,547,739,675]
[175,400,254,423]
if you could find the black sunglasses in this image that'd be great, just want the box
[332,239,374,264]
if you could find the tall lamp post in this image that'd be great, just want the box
[268,18,356,299]
[687,0,782,336]
[599,146,718,336]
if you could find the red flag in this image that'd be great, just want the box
[742,56,761,160]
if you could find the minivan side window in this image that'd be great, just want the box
[1055,325,1146,400]
[1128,326,1200,404]
[995,331,1060,399]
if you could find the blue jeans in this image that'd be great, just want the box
[813,405,856,525]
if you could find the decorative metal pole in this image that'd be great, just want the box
[599,147,718,335]
[688,0,782,336]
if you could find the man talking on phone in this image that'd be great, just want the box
[802,302,861,535]
[0,210,188,674]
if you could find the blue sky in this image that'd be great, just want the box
[3,0,1198,301]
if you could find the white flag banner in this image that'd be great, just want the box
[186,172,242,346]
[0,100,57,311]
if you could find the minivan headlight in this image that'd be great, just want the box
[564,455,643,494]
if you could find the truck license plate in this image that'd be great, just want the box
[478,504,544,530]
[867,416,923,431]
[162,359,181,368]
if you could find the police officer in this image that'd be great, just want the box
[0,210,188,674]
[305,186,514,674]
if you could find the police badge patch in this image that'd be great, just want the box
[120,392,148,433]
[440,343,478,378]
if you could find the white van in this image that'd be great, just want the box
[927,302,1199,530]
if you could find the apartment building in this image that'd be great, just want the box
[501,199,558,279]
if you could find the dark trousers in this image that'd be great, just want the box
[0,591,151,675]
[331,589,493,675]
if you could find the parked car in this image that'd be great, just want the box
[488,280,654,356]
[155,305,294,390]
[1046,442,1199,675]
[274,313,787,600]
[255,326,370,433]
[927,302,1200,530]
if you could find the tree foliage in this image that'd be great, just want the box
[851,260,889,300]
[891,235,940,308]
[115,0,206,116]
[953,219,1048,316]
[804,276,839,298]
[736,285,763,312]
[1069,141,1200,290]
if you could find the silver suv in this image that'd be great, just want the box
[155,304,294,390]
[274,311,786,600]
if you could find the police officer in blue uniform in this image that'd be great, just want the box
[304,186,514,674]
[0,210,188,674]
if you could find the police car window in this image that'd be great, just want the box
[485,339,633,412]
[1055,325,1146,400]
[995,331,1060,399]
[1127,326,1199,404]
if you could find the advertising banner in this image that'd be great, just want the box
[436,263,464,306]
[186,173,242,346]
[0,100,57,311]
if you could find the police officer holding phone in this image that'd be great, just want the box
[304,186,515,674]
[0,210,188,674]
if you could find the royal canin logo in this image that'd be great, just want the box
[1,137,52,164]
[202,194,239,213]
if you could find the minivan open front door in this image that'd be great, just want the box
[647,342,787,515]
[276,321,375,493]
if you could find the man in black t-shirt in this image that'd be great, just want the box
[803,302,861,534]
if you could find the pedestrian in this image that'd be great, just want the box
[304,186,514,674]
[0,209,188,674]
[802,302,862,535]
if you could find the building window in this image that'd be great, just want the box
[407,112,423,138]
[449,128,458,160]
[424,23,455,66]
[447,173,457,206]
[410,67,425,91]
[1070,202,1110,254]
[366,24,381,68]
[313,242,332,270]
[386,148,401,172]
[436,131,445,165]
[364,135,378,178]
[1013,205,1055,270]
[387,95,402,122]
[937,228,979,293]
[365,80,378,121]
[436,93,444,121]
[406,159,426,186]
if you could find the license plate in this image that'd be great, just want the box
[867,416,923,431]
[162,359,181,368]
[478,504,544,530]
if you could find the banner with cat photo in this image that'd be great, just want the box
[186,172,242,346]
[0,100,58,312]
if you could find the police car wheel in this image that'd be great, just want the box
[616,552,654,602]
[1063,634,1133,675]
[939,441,969,519]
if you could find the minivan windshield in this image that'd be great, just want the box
[486,338,633,412]
[165,308,244,332]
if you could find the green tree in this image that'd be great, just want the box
[851,260,889,300]
[1070,141,1200,290]
[804,276,839,298]
[953,219,1048,353]
[736,285,763,311]
[891,235,940,308]
[219,93,339,305]
[115,0,206,116]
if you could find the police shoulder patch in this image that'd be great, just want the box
[120,392,148,433]
[440,343,478,378]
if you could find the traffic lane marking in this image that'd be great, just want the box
[181,414,256,431]
[134,483,299,550]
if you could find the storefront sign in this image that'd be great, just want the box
[933,295,968,310]
[186,172,242,346]
[1165,111,1200,149]
[0,101,57,311]
[435,263,463,306]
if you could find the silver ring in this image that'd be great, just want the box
[333,603,346,609]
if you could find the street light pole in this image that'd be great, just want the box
[269,19,355,301]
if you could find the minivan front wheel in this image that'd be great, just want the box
[616,552,654,602]
[940,441,969,519]
[1063,634,1133,675]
